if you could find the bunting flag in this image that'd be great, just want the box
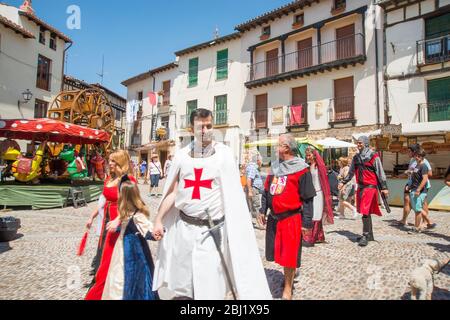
[76,231,89,256]
[148,91,157,106]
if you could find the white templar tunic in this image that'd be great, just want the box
[167,151,231,299]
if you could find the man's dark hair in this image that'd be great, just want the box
[190,108,213,126]
[408,143,421,154]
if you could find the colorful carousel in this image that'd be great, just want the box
[0,118,111,209]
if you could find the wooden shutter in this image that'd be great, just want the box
[336,24,355,60]
[34,99,48,118]
[427,77,450,121]
[217,49,228,80]
[215,95,228,125]
[426,13,450,38]
[292,86,308,124]
[334,77,354,121]
[266,48,279,77]
[255,94,268,128]
[297,38,313,69]
[188,58,199,87]
[162,81,170,105]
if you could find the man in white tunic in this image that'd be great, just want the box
[152,108,271,300]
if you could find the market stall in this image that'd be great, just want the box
[355,122,450,211]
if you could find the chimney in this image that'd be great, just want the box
[19,0,35,14]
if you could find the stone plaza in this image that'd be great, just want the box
[0,183,448,300]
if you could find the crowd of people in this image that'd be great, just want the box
[80,107,445,301]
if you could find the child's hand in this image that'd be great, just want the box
[414,190,420,197]
[153,220,165,241]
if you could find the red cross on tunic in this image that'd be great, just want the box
[184,168,214,200]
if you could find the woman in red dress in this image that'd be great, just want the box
[85,150,135,300]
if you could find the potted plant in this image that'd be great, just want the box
[0,216,21,242]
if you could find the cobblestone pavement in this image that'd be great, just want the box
[0,182,448,300]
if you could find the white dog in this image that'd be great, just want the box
[409,258,449,300]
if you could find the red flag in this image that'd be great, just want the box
[148,92,157,106]
[77,231,89,256]
[290,105,304,125]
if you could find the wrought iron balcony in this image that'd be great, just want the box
[417,34,450,66]
[417,101,450,122]
[131,134,142,146]
[248,33,365,86]
[287,105,308,127]
[180,115,190,129]
[329,96,355,125]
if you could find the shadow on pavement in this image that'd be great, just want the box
[0,242,12,254]
[401,287,450,300]
[328,230,360,243]
[384,219,411,232]
[427,242,450,253]
[264,268,284,299]
[421,230,450,242]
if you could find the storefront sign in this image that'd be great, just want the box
[381,124,402,136]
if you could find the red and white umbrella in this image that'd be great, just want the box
[0,119,110,145]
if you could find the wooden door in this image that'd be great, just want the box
[266,48,279,77]
[162,80,170,106]
[255,94,268,128]
[291,86,308,124]
[333,77,354,121]
[297,38,313,69]
[336,24,355,60]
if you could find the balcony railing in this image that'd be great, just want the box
[287,105,308,126]
[180,115,190,129]
[250,33,365,81]
[214,109,229,126]
[131,134,142,146]
[36,73,51,91]
[417,34,450,66]
[329,96,355,123]
[251,109,268,129]
[417,101,450,122]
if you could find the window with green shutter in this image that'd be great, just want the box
[186,100,198,126]
[188,58,199,87]
[427,77,450,121]
[214,95,228,125]
[216,49,228,80]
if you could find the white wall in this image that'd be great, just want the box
[385,0,450,125]
[174,37,245,158]
[239,0,383,134]
[0,5,66,120]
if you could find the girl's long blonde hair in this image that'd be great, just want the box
[109,150,132,178]
[118,181,150,221]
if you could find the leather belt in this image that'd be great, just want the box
[180,210,225,227]
[269,209,301,221]
[358,184,377,189]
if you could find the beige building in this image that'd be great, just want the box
[0,1,72,122]
[122,63,179,166]
[376,0,450,174]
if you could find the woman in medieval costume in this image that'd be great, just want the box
[303,147,334,245]
[102,177,158,300]
[85,150,136,300]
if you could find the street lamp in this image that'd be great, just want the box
[18,89,33,108]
